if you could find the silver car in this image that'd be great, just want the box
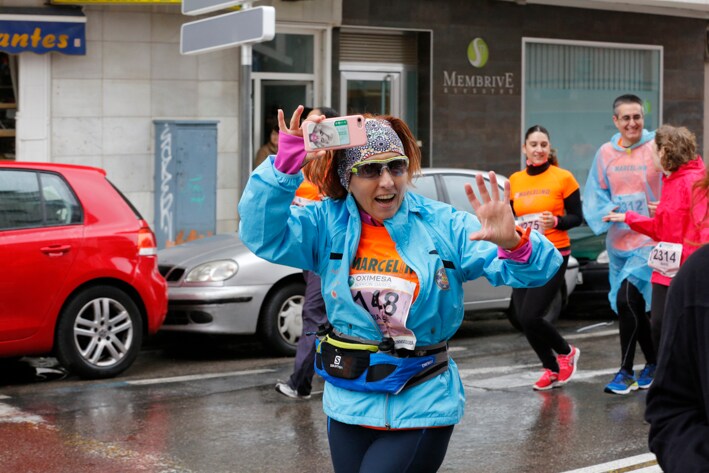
[157,168,578,355]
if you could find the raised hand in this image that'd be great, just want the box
[277,105,305,137]
[277,106,327,165]
[465,172,521,250]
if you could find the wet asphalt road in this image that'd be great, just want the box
[0,307,659,473]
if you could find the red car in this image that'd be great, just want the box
[0,162,167,379]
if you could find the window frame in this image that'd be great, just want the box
[0,169,82,231]
[521,37,663,190]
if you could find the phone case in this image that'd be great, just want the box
[302,115,367,152]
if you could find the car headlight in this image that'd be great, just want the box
[596,250,609,265]
[184,260,238,282]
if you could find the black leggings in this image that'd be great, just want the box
[327,418,454,473]
[617,279,656,373]
[650,282,669,356]
[512,255,571,371]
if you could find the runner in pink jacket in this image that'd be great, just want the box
[603,124,708,353]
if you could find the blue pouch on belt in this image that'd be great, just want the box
[314,331,448,395]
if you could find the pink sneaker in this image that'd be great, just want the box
[533,369,559,391]
[557,345,580,385]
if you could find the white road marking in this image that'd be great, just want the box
[559,452,660,473]
[576,322,615,333]
[126,368,276,386]
[566,329,617,340]
[0,401,47,425]
[458,328,628,389]
[461,364,647,390]
[459,363,645,389]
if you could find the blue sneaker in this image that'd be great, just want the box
[604,369,638,395]
[637,364,656,389]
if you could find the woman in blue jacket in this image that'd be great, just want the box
[238,106,561,473]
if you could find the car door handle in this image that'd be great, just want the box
[40,245,72,256]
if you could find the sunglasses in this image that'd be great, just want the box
[350,156,409,179]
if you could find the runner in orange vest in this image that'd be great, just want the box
[509,125,583,391]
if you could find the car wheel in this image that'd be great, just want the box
[55,286,143,379]
[506,289,562,332]
[259,282,305,356]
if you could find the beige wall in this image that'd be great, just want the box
[4,1,341,235]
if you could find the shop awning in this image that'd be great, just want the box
[0,6,86,56]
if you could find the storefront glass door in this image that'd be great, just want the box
[251,29,320,169]
[253,80,312,167]
[341,71,401,117]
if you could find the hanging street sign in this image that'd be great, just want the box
[182,0,243,16]
[180,6,274,55]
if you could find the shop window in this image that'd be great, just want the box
[253,33,314,74]
[251,31,318,167]
[0,52,17,161]
[523,40,662,192]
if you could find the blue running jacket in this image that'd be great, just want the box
[239,158,562,429]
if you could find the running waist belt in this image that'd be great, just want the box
[314,329,449,395]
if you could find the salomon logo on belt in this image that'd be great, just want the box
[330,355,343,370]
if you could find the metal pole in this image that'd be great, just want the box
[238,2,253,207]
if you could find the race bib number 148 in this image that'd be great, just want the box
[350,273,417,350]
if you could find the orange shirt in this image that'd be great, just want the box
[292,179,321,206]
[350,224,420,347]
[510,165,579,249]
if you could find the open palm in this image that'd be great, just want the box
[465,172,520,249]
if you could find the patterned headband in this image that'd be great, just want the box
[338,118,405,189]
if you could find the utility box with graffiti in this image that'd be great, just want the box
[153,120,219,249]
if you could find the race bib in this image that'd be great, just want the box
[615,192,649,217]
[648,242,683,278]
[515,213,543,232]
[349,273,417,350]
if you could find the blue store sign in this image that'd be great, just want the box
[0,7,86,55]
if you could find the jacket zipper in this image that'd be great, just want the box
[384,393,391,430]
[347,208,383,335]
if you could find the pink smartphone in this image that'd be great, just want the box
[302,115,367,152]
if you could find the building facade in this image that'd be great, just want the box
[2,0,707,243]
[338,0,708,181]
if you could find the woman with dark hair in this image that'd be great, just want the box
[254,119,279,168]
[239,106,561,472]
[509,125,583,391]
[603,124,707,358]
